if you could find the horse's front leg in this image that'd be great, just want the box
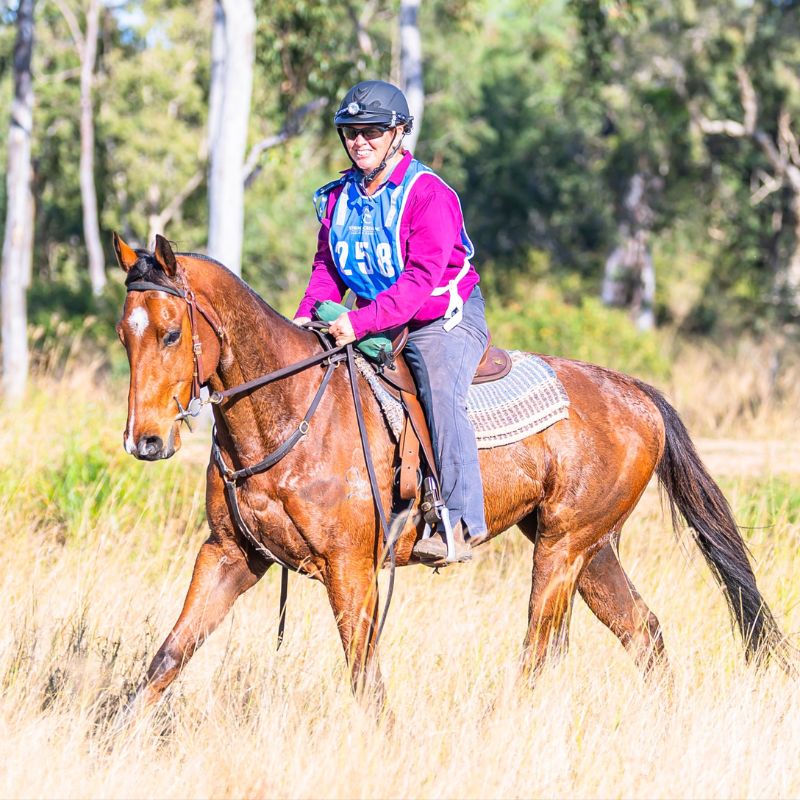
[128,535,268,713]
[326,554,386,712]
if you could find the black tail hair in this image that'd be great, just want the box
[637,380,795,672]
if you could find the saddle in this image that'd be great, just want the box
[372,328,512,501]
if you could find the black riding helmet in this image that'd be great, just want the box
[334,80,414,183]
[334,80,414,131]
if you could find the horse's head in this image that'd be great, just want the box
[114,233,215,460]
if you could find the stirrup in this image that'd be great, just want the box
[413,534,472,567]
[417,508,470,565]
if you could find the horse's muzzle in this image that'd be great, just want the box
[134,433,175,461]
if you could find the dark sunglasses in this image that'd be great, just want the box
[340,125,392,141]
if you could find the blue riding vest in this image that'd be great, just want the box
[313,160,475,305]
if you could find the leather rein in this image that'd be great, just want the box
[125,278,402,650]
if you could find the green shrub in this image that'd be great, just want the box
[31,437,118,540]
[485,282,670,380]
[27,276,130,380]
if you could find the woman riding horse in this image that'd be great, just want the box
[114,231,793,715]
[112,90,793,715]
[293,80,488,564]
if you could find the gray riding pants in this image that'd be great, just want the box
[403,286,490,539]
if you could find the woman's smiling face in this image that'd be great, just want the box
[341,125,400,174]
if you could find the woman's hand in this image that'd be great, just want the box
[328,312,356,346]
[293,316,312,327]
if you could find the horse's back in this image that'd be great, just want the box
[539,354,665,455]
[479,353,666,536]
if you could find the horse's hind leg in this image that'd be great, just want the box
[518,516,586,681]
[577,540,669,678]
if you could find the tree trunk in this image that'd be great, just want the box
[601,237,632,307]
[79,0,105,295]
[773,166,800,307]
[399,0,424,154]
[207,0,256,277]
[208,0,225,166]
[601,173,656,331]
[22,178,35,289]
[632,231,656,331]
[1,0,36,402]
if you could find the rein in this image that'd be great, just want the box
[126,278,401,651]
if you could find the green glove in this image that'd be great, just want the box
[313,300,393,363]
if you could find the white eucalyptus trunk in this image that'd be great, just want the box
[1,0,36,402]
[79,0,105,295]
[208,0,225,164]
[777,174,800,305]
[399,0,424,154]
[601,173,656,331]
[207,0,256,277]
[634,232,656,332]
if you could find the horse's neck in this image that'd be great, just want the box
[185,257,319,459]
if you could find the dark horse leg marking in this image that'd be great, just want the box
[577,541,668,677]
[131,537,268,711]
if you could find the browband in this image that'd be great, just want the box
[126,280,185,298]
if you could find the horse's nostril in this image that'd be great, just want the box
[137,435,163,458]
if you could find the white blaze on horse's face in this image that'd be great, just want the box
[125,407,136,455]
[117,292,195,461]
[126,306,149,338]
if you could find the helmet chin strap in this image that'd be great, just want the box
[363,130,404,185]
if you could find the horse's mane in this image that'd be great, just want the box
[179,252,224,266]
[125,249,173,289]
[125,248,227,290]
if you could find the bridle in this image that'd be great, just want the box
[125,279,224,427]
[125,275,404,649]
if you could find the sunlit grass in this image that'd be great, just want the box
[0,360,799,798]
[667,337,800,439]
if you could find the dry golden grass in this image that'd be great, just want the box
[1,353,799,799]
[667,337,800,439]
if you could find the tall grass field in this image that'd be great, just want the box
[1,349,799,799]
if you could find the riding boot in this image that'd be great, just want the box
[412,521,472,564]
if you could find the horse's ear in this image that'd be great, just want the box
[153,234,178,278]
[113,232,138,273]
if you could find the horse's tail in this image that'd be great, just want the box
[636,380,795,671]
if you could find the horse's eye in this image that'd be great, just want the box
[164,329,181,346]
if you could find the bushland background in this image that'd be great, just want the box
[1,1,800,798]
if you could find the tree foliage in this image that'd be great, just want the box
[2,0,800,357]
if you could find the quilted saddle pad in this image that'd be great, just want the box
[468,351,569,448]
[358,350,570,449]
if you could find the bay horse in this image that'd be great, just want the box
[114,233,792,712]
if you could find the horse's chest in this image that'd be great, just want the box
[234,470,367,564]
[228,479,309,564]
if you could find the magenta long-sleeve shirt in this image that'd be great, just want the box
[295,151,480,339]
